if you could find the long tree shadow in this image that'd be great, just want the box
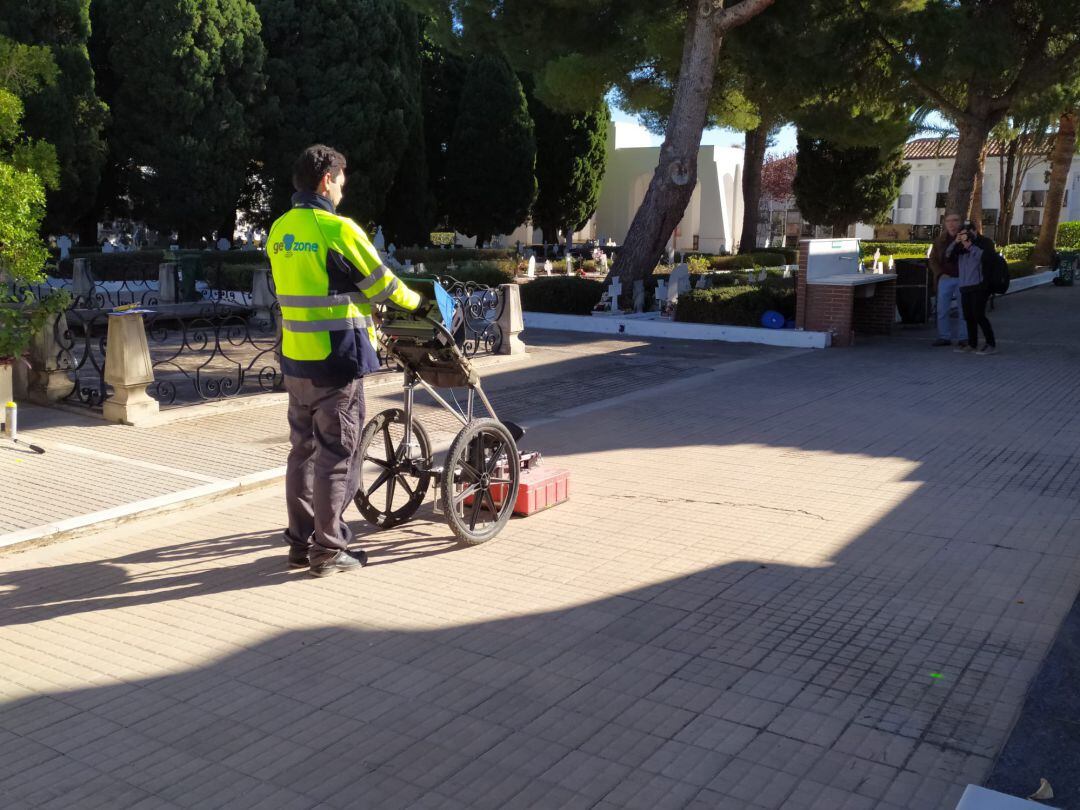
[2,286,1078,808]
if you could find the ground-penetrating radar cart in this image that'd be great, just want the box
[353,279,529,545]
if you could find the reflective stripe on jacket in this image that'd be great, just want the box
[267,192,421,382]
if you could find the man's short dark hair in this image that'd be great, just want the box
[292,144,347,193]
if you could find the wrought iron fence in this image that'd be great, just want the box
[20,267,506,411]
[147,303,282,405]
[440,277,505,356]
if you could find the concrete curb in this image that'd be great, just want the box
[523,312,831,348]
[0,465,287,554]
[1005,270,1057,294]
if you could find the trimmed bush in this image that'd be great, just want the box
[1056,222,1080,251]
[1002,243,1034,262]
[519,276,603,315]
[411,260,516,288]
[675,286,796,327]
[860,241,932,259]
[395,247,517,265]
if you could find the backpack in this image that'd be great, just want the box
[984,249,1010,296]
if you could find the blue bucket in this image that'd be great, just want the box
[761,310,785,329]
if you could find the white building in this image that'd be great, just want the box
[888,138,1080,242]
[458,121,747,254]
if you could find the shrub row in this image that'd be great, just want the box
[395,247,518,265]
[675,286,796,327]
[860,241,932,259]
[519,276,604,315]
[1002,243,1034,262]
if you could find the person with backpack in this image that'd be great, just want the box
[946,220,998,355]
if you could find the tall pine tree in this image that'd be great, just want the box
[256,0,421,227]
[529,93,609,248]
[0,0,107,236]
[445,55,536,246]
[793,133,909,237]
[100,0,265,244]
[419,24,468,228]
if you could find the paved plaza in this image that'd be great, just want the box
[1,285,1079,808]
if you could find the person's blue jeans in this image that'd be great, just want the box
[936,275,967,342]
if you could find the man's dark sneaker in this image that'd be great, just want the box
[931,338,951,347]
[308,549,368,578]
[288,549,310,569]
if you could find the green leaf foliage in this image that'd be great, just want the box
[519,276,603,315]
[1057,222,1080,251]
[0,1,108,233]
[101,0,266,244]
[419,22,468,227]
[445,55,536,245]
[794,133,910,233]
[0,35,57,284]
[529,93,609,243]
[256,0,421,227]
[675,286,796,327]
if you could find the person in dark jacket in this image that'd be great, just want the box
[945,221,997,355]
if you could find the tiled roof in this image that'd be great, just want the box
[903,137,1052,160]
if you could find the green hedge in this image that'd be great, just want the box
[675,286,796,327]
[409,260,516,288]
[519,276,604,315]
[1056,222,1080,251]
[1002,243,1034,262]
[860,241,932,259]
[395,247,517,265]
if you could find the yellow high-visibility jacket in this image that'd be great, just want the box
[267,191,421,382]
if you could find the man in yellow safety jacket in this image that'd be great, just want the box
[268,144,423,577]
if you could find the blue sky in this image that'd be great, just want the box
[609,105,799,155]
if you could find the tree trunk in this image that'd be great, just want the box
[997,141,1018,244]
[969,146,988,228]
[946,113,997,218]
[611,8,724,292]
[564,222,573,255]
[1034,110,1078,267]
[738,123,770,254]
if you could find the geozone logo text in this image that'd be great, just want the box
[273,233,319,254]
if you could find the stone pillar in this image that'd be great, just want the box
[103,312,159,425]
[251,267,275,324]
[72,258,93,304]
[496,284,526,355]
[26,312,73,403]
[0,359,14,407]
[157,263,178,304]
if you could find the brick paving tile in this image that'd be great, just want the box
[1,286,1080,808]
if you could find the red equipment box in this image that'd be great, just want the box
[508,466,570,516]
[468,466,570,516]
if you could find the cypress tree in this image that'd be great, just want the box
[529,94,609,247]
[793,133,909,237]
[100,0,266,245]
[445,55,536,246]
[256,0,421,227]
[0,0,107,235]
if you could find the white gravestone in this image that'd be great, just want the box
[757,269,767,283]
[373,226,386,251]
[669,263,691,296]
[599,253,609,273]
[566,255,574,275]
[607,278,622,313]
[543,260,553,276]
[695,274,708,290]
[526,255,536,277]
[654,279,668,310]
[57,235,72,261]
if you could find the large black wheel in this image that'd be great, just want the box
[354,409,432,528]
[440,418,520,546]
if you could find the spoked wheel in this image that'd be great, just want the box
[440,418,520,546]
[354,409,432,528]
